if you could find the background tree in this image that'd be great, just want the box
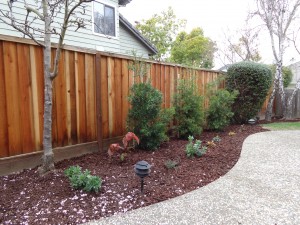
[252,0,300,120]
[269,64,293,88]
[0,0,94,174]
[216,26,261,66]
[135,7,186,60]
[289,27,300,55]
[170,28,216,69]
[287,27,300,118]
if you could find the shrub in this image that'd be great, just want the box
[226,61,272,123]
[173,78,204,138]
[64,166,102,193]
[270,64,293,88]
[127,82,174,150]
[206,89,238,131]
[185,136,207,158]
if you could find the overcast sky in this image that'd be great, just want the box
[120,0,300,68]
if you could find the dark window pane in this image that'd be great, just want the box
[104,6,115,36]
[93,2,115,36]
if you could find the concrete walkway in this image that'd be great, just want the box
[86,131,300,225]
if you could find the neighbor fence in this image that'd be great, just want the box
[0,37,228,159]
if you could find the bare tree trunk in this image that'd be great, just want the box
[265,85,276,121]
[266,60,287,121]
[38,0,54,174]
[276,61,287,117]
[38,71,55,174]
[286,80,300,119]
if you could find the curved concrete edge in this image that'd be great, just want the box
[85,131,300,225]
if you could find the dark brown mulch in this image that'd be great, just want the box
[0,124,268,225]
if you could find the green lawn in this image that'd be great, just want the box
[262,122,300,130]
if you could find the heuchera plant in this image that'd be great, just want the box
[185,135,207,158]
[107,132,139,157]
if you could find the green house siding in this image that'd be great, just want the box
[0,0,153,58]
[119,25,152,58]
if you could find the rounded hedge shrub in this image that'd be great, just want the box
[226,61,272,123]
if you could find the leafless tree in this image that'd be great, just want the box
[286,27,300,118]
[216,26,261,67]
[0,0,94,174]
[289,27,300,55]
[252,0,300,120]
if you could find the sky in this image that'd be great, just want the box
[119,0,300,68]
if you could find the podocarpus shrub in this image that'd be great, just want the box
[226,61,272,123]
[127,82,174,150]
[173,78,204,138]
[206,89,238,131]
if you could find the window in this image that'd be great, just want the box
[93,1,116,37]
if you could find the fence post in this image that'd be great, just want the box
[96,53,103,151]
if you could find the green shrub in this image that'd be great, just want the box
[185,136,207,158]
[270,64,293,88]
[226,61,272,123]
[206,89,238,130]
[173,78,204,138]
[64,166,102,193]
[127,82,174,150]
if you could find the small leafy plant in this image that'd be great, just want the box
[185,136,207,158]
[164,159,179,169]
[206,141,216,148]
[108,132,139,157]
[120,153,127,162]
[228,131,236,136]
[64,166,102,193]
[212,135,221,142]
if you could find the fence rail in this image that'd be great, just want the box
[0,38,266,159]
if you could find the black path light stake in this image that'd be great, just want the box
[134,160,151,194]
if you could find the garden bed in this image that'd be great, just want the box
[0,124,267,224]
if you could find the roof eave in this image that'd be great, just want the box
[119,14,158,56]
[118,0,132,6]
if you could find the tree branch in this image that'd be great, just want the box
[51,0,95,79]
[25,5,44,21]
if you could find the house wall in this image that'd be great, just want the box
[289,61,300,84]
[0,0,151,58]
[119,25,151,58]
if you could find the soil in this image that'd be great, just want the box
[0,124,268,224]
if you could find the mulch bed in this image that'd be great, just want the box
[0,124,268,224]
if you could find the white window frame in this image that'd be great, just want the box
[92,0,118,39]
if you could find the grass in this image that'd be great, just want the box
[262,122,300,130]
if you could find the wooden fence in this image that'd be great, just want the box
[0,39,225,159]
